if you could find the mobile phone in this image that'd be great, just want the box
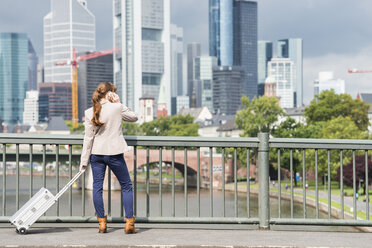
[107,91,114,101]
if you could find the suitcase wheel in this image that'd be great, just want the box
[18,228,27,235]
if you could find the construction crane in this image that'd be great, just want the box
[55,48,119,128]
[348,68,372,74]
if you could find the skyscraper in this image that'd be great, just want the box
[258,41,272,85]
[0,33,28,124]
[194,56,218,112]
[170,24,184,97]
[268,58,295,108]
[28,39,38,91]
[209,0,220,65]
[277,38,303,107]
[77,52,113,121]
[209,0,258,99]
[43,0,96,83]
[38,83,72,122]
[187,42,201,107]
[113,0,171,115]
[233,0,257,100]
[209,0,233,66]
[213,66,245,115]
[170,24,183,115]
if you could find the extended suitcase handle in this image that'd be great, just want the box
[55,168,86,200]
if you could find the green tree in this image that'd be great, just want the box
[235,95,285,137]
[167,114,199,136]
[230,96,284,170]
[140,114,199,137]
[272,117,308,139]
[304,90,370,131]
[272,118,309,185]
[305,116,367,181]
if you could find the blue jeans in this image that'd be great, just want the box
[90,154,133,219]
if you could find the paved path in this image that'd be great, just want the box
[0,224,371,248]
[289,186,372,214]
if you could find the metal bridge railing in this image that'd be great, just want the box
[264,134,372,229]
[0,133,259,225]
[0,133,371,229]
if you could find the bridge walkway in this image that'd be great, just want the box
[0,223,370,248]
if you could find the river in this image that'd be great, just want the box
[0,175,358,231]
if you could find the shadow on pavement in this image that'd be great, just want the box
[107,227,150,234]
[25,227,72,235]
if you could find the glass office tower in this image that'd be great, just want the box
[209,0,233,66]
[0,33,28,124]
[194,56,218,112]
[209,0,220,65]
[213,66,245,115]
[28,39,38,91]
[187,43,201,107]
[209,0,258,99]
[43,0,96,82]
[277,38,303,107]
[233,0,257,99]
[258,41,273,85]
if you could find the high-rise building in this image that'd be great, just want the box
[209,0,233,66]
[314,71,345,96]
[209,0,220,65]
[213,66,245,115]
[187,42,201,107]
[113,0,171,115]
[170,24,184,115]
[77,52,113,121]
[233,0,257,100]
[194,56,218,112]
[0,33,28,124]
[23,91,39,125]
[258,41,272,85]
[170,24,184,97]
[268,58,295,108]
[38,83,72,122]
[28,39,38,91]
[209,0,258,99]
[44,0,96,82]
[277,38,303,107]
[37,64,44,84]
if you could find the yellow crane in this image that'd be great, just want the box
[55,48,119,128]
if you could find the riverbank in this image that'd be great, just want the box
[224,182,372,232]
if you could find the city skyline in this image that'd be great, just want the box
[0,0,372,104]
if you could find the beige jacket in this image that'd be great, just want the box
[79,99,138,168]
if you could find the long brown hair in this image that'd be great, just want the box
[91,82,117,127]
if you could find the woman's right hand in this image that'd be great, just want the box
[107,92,120,103]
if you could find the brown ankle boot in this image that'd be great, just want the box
[97,215,107,233]
[124,216,137,234]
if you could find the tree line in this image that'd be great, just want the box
[235,90,370,189]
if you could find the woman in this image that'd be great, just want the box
[79,82,138,234]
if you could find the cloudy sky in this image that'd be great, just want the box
[1,0,372,104]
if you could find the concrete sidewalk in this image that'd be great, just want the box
[0,224,371,248]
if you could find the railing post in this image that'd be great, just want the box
[258,132,270,230]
